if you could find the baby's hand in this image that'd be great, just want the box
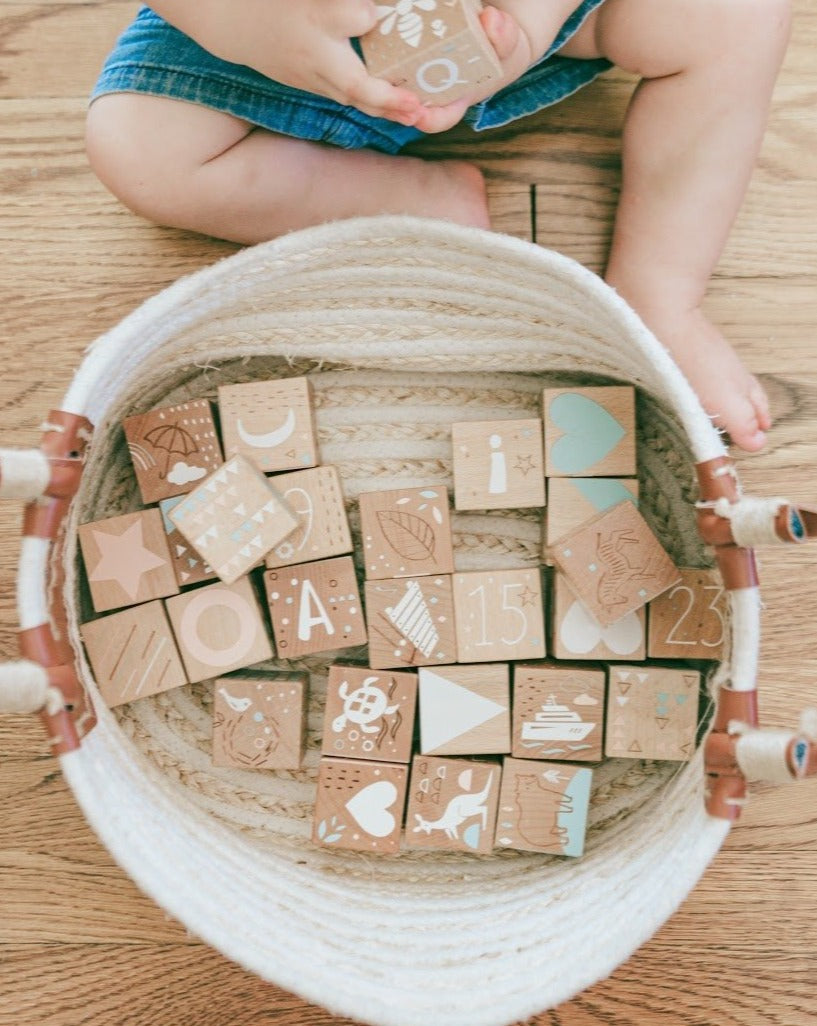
[411,5,534,134]
[151,0,423,125]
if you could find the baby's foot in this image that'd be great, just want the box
[645,306,771,452]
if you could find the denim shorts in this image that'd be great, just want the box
[91,3,611,155]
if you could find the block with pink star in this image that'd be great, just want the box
[78,508,180,612]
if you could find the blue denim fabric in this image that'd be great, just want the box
[91,3,611,155]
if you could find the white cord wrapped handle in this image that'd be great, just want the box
[0,449,52,501]
[0,660,65,716]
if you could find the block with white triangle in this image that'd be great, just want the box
[168,454,298,585]
[159,496,218,588]
[419,664,511,755]
[604,664,700,761]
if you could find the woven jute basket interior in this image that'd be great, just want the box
[60,218,731,1026]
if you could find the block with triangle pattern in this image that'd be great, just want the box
[159,496,218,587]
[168,454,298,585]
[604,665,700,761]
[418,663,510,756]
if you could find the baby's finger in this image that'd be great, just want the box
[411,98,471,134]
[480,5,524,62]
[321,54,422,123]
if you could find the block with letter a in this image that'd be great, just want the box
[264,556,367,659]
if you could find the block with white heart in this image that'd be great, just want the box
[551,572,646,662]
[168,454,298,585]
[264,556,367,659]
[551,501,680,627]
[312,757,408,854]
[405,754,500,854]
[218,376,318,473]
[605,665,700,761]
[165,576,274,684]
[359,0,502,106]
[543,386,636,478]
[418,663,510,755]
[495,757,593,857]
[513,663,605,763]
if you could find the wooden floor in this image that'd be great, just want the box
[1,3,816,1024]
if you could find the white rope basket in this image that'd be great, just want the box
[13,216,761,1025]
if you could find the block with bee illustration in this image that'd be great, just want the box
[358,485,454,580]
[359,0,502,106]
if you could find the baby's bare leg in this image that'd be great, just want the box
[559,0,792,451]
[86,94,489,245]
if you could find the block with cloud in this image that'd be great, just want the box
[123,399,223,504]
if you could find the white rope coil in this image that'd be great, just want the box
[0,661,63,716]
[734,726,798,785]
[710,495,787,548]
[0,449,50,501]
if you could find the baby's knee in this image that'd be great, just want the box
[86,94,194,227]
[707,0,792,57]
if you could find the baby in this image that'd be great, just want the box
[86,0,792,452]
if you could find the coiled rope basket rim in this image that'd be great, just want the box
[20,216,748,1026]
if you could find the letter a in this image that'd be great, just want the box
[298,579,335,642]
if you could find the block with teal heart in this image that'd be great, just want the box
[543,386,636,477]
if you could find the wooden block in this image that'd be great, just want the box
[78,508,179,612]
[218,377,318,473]
[123,399,223,504]
[512,663,605,762]
[359,0,502,106]
[543,386,636,477]
[264,466,352,569]
[364,575,456,669]
[312,757,408,854]
[359,485,454,579]
[80,600,188,707]
[551,501,680,627]
[495,757,592,857]
[605,665,700,761]
[322,665,417,763]
[212,669,308,770]
[452,568,545,663]
[647,567,727,659]
[264,556,367,659]
[451,418,545,510]
[169,455,298,585]
[551,572,646,662]
[159,496,218,587]
[165,576,274,684]
[543,477,639,561]
[418,663,510,755]
[405,755,500,853]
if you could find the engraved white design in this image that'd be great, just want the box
[413,772,494,840]
[236,407,296,450]
[385,580,438,656]
[375,0,437,47]
[345,780,398,837]
[488,433,507,494]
